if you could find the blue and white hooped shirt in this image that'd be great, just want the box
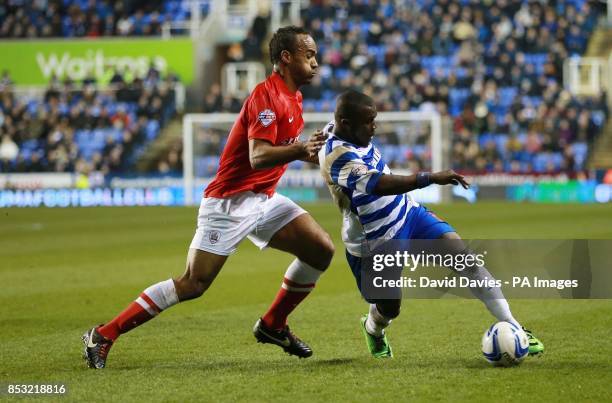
[318,121,418,257]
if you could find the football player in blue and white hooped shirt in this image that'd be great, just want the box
[319,90,544,358]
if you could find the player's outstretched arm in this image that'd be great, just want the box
[373,170,469,196]
[249,130,326,169]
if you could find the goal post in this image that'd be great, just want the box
[183,111,443,206]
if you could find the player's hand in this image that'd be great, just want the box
[303,129,327,158]
[431,170,470,189]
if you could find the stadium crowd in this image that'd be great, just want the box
[1,0,608,176]
[193,0,607,176]
[0,67,179,174]
[296,0,608,173]
[0,0,206,38]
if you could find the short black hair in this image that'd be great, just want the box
[269,26,310,65]
[335,90,375,121]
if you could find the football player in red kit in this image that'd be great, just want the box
[82,26,334,368]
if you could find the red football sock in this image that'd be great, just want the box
[97,293,161,341]
[261,278,315,330]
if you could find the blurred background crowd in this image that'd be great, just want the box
[0,66,179,174]
[0,0,609,177]
[0,0,204,38]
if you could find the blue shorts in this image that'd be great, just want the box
[346,204,455,300]
[393,204,455,240]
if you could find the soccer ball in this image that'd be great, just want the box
[481,321,529,367]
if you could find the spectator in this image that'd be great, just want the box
[0,70,13,89]
[0,134,18,162]
[242,30,263,61]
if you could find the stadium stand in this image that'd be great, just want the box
[0,68,179,174]
[0,0,608,176]
[297,0,608,173]
[184,0,608,175]
[0,0,209,38]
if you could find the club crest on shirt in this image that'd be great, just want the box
[258,109,276,127]
[351,165,368,176]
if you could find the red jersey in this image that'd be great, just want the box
[205,72,304,198]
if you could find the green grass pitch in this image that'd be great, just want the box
[1,202,611,402]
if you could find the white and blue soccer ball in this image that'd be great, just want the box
[481,321,529,367]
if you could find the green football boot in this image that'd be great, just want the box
[523,327,544,356]
[360,315,393,358]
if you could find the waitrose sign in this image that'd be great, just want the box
[0,38,194,85]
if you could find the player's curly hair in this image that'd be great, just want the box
[269,26,310,66]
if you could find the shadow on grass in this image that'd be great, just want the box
[71,351,612,374]
[113,356,357,373]
[449,356,612,371]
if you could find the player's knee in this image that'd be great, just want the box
[175,276,211,300]
[322,234,335,261]
[314,233,335,270]
[377,300,401,319]
[191,279,210,298]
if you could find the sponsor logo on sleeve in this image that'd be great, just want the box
[258,109,276,127]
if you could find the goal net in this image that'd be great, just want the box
[182,111,443,206]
